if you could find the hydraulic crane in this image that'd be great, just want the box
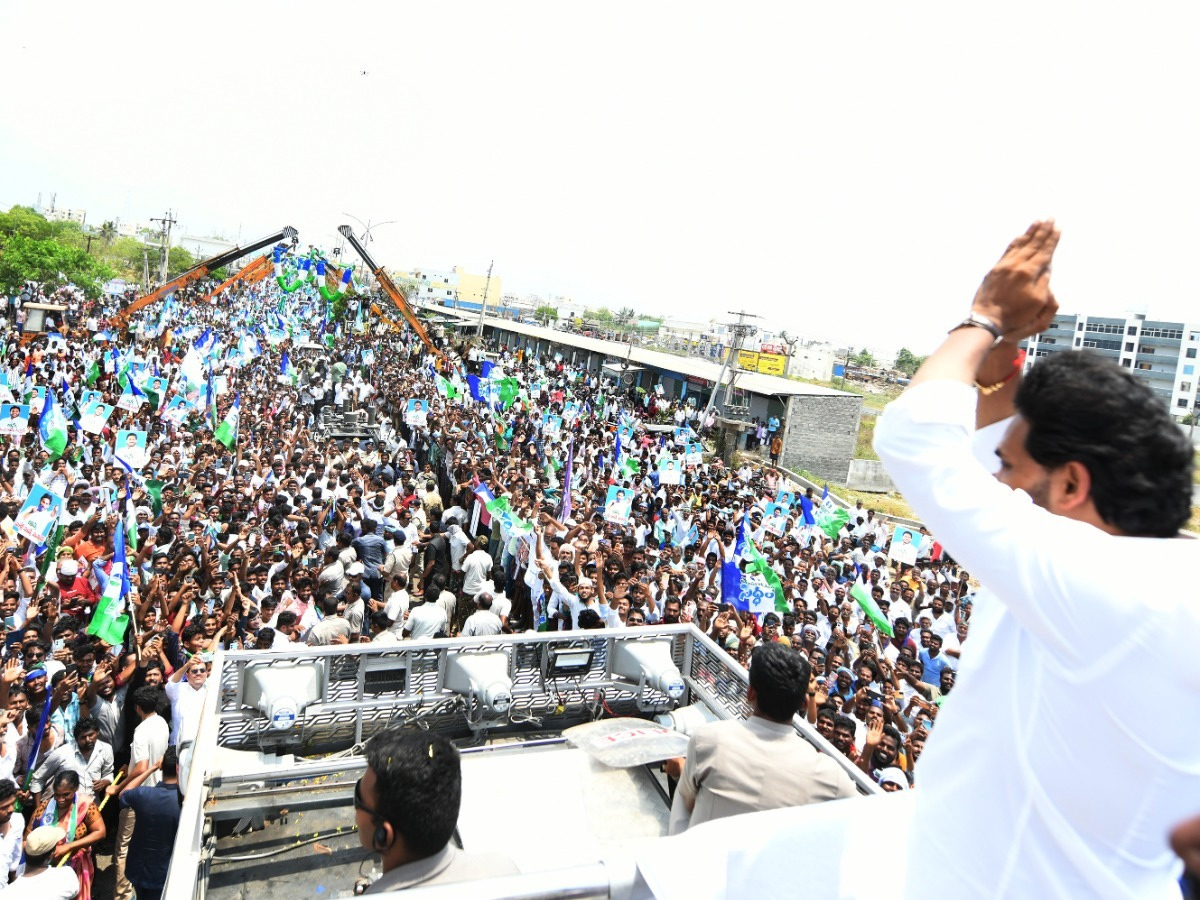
[194,253,274,305]
[111,226,298,327]
[337,225,439,355]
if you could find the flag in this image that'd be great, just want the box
[466,375,485,403]
[850,581,894,637]
[815,485,850,539]
[480,360,495,380]
[744,534,789,614]
[37,524,64,580]
[557,440,574,524]
[214,394,240,449]
[497,377,520,410]
[281,351,297,385]
[87,517,130,647]
[435,374,459,400]
[38,389,69,461]
[85,359,101,387]
[721,518,748,610]
[799,494,817,526]
[145,479,164,516]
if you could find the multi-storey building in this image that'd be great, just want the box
[1024,313,1200,418]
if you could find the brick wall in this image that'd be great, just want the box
[780,394,862,483]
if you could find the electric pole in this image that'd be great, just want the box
[150,210,177,284]
[701,310,759,428]
[475,259,494,339]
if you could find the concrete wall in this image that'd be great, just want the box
[780,394,862,484]
[845,459,897,493]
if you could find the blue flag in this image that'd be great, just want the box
[721,518,748,611]
[480,360,495,380]
[799,493,816,526]
[466,375,485,403]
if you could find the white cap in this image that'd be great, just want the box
[346,561,365,577]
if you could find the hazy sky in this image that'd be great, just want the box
[2,1,1198,354]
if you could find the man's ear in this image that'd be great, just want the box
[1052,460,1093,514]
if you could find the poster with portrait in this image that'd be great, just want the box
[27,386,46,414]
[775,490,795,509]
[145,377,169,397]
[657,456,682,485]
[603,485,633,525]
[115,430,149,469]
[161,395,191,426]
[212,374,229,396]
[763,502,789,536]
[15,484,64,545]
[617,424,635,445]
[543,415,562,439]
[673,427,691,448]
[80,390,104,410]
[405,398,429,428]
[79,399,114,435]
[0,374,13,405]
[116,389,144,413]
[889,524,921,567]
[0,404,30,436]
[685,441,704,466]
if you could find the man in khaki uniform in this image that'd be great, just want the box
[358,728,517,894]
[669,643,857,834]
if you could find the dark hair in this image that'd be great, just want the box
[52,770,80,792]
[364,728,460,859]
[161,746,178,779]
[181,624,205,646]
[74,716,100,739]
[748,643,810,722]
[276,611,298,629]
[1017,352,1194,536]
[131,686,160,715]
[0,779,16,806]
[577,608,604,629]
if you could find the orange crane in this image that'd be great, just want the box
[337,225,439,355]
[193,254,274,305]
[110,226,297,327]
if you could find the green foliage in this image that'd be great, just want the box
[849,348,876,367]
[534,304,559,324]
[0,233,114,299]
[99,221,117,246]
[209,266,230,281]
[893,347,926,376]
[585,307,616,326]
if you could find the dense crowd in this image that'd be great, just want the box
[0,267,968,898]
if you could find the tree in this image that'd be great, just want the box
[893,347,926,376]
[616,306,636,326]
[534,304,559,325]
[587,307,615,326]
[850,348,876,367]
[0,234,114,299]
[99,221,117,246]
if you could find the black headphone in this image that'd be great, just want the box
[372,822,389,851]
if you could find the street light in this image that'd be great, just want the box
[340,213,399,247]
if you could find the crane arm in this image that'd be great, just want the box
[111,226,298,326]
[337,225,439,355]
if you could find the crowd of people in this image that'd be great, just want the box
[0,260,979,898]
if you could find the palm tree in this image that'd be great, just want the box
[99,221,117,246]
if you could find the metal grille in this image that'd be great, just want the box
[215,628,693,752]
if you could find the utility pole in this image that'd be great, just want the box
[475,259,494,339]
[149,209,177,284]
[701,310,759,429]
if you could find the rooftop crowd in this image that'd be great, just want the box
[0,262,961,898]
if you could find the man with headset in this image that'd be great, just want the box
[355,727,518,893]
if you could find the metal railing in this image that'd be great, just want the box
[162,625,878,900]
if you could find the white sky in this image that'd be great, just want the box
[2,1,1198,354]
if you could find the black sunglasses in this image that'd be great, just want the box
[353,778,387,822]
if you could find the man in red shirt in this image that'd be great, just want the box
[56,556,99,619]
